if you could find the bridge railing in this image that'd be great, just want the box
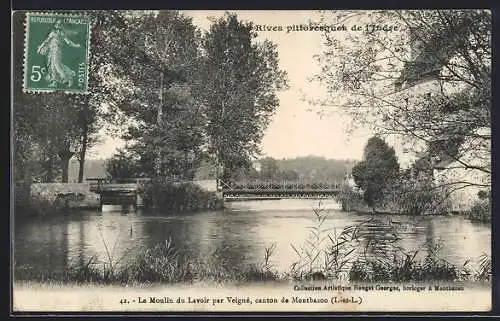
[86,177,343,192]
[87,177,152,192]
[87,177,214,191]
[220,180,342,190]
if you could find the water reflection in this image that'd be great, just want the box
[14,200,491,276]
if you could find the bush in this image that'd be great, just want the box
[383,173,451,216]
[139,179,220,213]
[335,184,371,213]
[105,149,140,181]
[14,184,65,218]
[467,199,491,223]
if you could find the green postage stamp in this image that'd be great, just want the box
[23,12,91,94]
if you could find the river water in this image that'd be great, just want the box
[14,199,490,277]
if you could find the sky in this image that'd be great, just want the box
[90,10,377,161]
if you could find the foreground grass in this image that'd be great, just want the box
[14,244,284,286]
[14,241,491,286]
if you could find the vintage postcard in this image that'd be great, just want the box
[11,9,491,313]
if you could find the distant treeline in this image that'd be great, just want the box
[278,157,356,182]
[195,156,356,182]
[71,156,356,183]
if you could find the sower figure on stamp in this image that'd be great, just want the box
[37,19,80,88]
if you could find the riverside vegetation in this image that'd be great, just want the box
[336,135,491,223]
[14,182,83,218]
[14,203,491,285]
[337,182,491,224]
[139,179,222,213]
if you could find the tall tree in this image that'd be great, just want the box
[73,11,128,182]
[39,94,82,183]
[13,12,81,184]
[13,11,128,183]
[313,10,491,190]
[351,135,400,207]
[111,11,205,180]
[201,13,289,182]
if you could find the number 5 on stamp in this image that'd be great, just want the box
[23,12,91,94]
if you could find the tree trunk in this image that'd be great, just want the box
[59,150,74,183]
[46,154,54,183]
[77,153,86,183]
[78,126,88,183]
[221,164,232,185]
[61,158,70,183]
[155,70,164,178]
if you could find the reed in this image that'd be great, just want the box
[289,202,490,283]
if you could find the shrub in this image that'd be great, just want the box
[383,172,451,216]
[467,199,491,223]
[139,179,219,213]
[15,187,65,218]
[105,149,140,181]
[335,184,370,213]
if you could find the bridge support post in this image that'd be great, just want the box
[98,195,103,211]
[136,192,143,208]
[216,191,224,209]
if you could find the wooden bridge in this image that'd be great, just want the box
[88,178,150,209]
[218,179,343,201]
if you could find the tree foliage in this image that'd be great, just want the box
[14,11,289,187]
[13,11,128,183]
[105,149,140,181]
[314,10,491,188]
[200,13,289,181]
[351,135,400,207]
[72,10,129,182]
[384,157,451,215]
[109,11,205,180]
